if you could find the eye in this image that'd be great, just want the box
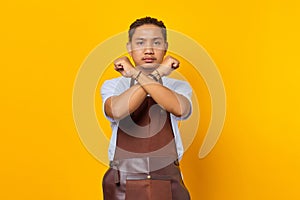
[154,41,161,46]
[136,41,144,45]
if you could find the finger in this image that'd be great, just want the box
[171,62,180,69]
[114,63,124,71]
[116,68,124,72]
[116,66,124,71]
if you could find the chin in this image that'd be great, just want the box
[135,63,159,74]
[141,62,160,68]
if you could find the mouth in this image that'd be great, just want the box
[142,57,156,63]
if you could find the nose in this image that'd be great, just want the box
[144,45,154,55]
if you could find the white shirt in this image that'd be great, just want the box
[101,76,193,161]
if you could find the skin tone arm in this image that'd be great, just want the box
[104,58,147,120]
[104,56,191,120]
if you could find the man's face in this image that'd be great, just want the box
[127,24,168,69]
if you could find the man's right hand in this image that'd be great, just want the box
[113,57,137,78]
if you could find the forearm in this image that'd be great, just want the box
[105,84,147,120]
[135,71,191,117]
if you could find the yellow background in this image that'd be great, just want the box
[1,0,300,199]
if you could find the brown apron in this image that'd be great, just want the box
[103,79,190,200]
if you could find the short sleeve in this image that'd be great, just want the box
[100,77,128,122]
[163,78,193,121]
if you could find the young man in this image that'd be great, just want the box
[101,17,192,200]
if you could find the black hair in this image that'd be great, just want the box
[128,16,167,42]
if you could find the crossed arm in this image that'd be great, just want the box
[104,56,191,120]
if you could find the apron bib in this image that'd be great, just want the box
[103,78,190,200]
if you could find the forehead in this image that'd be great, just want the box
[132,24,164,40]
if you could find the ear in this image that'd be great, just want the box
[164,42,168,55]
[126,42,132,56]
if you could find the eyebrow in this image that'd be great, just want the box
[134,37,163,40]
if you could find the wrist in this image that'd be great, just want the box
[131,68,139,78]
[148,73,159,82]
[151,69,162,80]
[132,70,142,81]
[156,65,165,77]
